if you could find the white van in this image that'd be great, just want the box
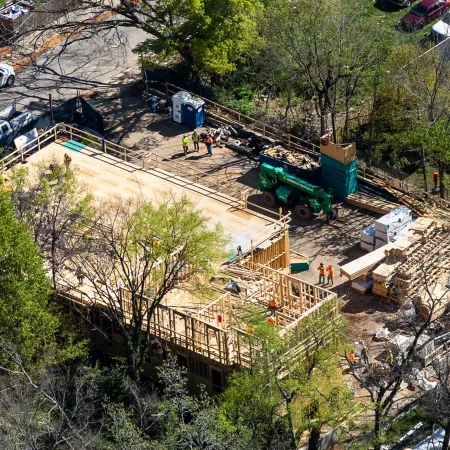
[0,64,15,88]
[432,12,450,58]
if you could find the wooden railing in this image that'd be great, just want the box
[146,81,320,157]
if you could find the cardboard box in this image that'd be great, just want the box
[320,139,356,165]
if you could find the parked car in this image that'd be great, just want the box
[431,12,450,57]
[0,104,36,148]
[397,0,450,30]
[388,0,417,9]
[0,64,15,88]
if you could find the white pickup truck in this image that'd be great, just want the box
[0,64,15,88]
[0,104,35,148]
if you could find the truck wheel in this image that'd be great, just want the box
[262,191,277,207]
[294,204,313,220]
[6,75,14,87]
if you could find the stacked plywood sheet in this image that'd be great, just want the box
[374,206,413,248]
[359,206,413,252]
[340,243,394,280]
[360,224,376,252]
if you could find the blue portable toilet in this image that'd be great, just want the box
[171,91,205,129]
[172,91,191,124]
[182,97,205,130]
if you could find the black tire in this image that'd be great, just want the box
[294,203,313,220]
[6,75,14,87]
[262,191,277,207]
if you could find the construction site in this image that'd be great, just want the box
[2,82,450,399]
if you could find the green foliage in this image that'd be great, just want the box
[136,0,264,77]
[0,190,85,368]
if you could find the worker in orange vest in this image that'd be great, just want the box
[318,262,325,284]
[348,350,356,367]
[268,299,277,314]
[327,264,334,286]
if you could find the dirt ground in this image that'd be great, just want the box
[86,80,402,363]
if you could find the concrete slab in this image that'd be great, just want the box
[24,142,278,253]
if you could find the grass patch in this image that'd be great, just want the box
[360,0,435,46]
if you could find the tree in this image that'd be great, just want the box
[421,120,450,198]
[423,352,450,450]
[0,190,84,368]
[68,195,227,381]
[221,303,352,450]
[9,160,93,289]
[0,339,104,449]
[265,0,387,140]
[387,44,450,191]
[24,0,263,79]
[347,266,450,450]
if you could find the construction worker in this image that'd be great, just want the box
[348,350,356,367]
[386,349,394,366]
[268,299,277,314]
[182,134,189,156]
[318,262,325,284]
[75,265,85,286]
[360,341,370,365]
[64,153,72,169]
[267,315,276,325]
[327,264,334,286]
[204,134,213,157]
[192,130,200,152]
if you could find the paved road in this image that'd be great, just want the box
[1,25,147,110]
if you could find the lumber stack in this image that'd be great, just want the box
[343,217,450,315]
[372,260,401,297]
[347,192,397,215]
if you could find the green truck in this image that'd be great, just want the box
[259,163,339,222]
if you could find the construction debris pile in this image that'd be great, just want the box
[343,218,450,318]
[259,146,321,185]
[360,206,413,252]
[262,147,319,169]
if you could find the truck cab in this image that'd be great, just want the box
[0,64,15,88]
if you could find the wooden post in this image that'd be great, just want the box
[69,126,73,141]
[124,148,127,162]
[53,127,57,140]
[38,134,41,151]
[238,113,241,122]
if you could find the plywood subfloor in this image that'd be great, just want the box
[23,142,277,251]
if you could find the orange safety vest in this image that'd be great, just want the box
[349,352,355,363]
[268,300,276,308]
[327,266,334,277]
[318,265,325,274]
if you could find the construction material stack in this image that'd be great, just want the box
[360,206,413,252]
[342,217,450,319]
[374,207,413,249]
[320,135,357,201]
[259,146,321,185]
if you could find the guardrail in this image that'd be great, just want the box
[145,81,320,157]
[0,123,291,230]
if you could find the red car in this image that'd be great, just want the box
[398,0,450,30]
